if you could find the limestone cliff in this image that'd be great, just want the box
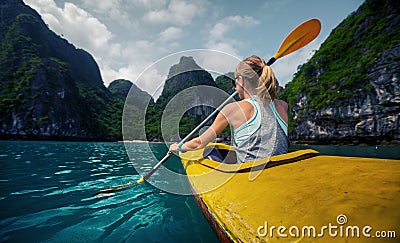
[145,56,232,141]
[0,0,120,140]
[279,0,399,145]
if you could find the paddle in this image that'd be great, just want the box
[266,18,321,65]
[93,18,321,197]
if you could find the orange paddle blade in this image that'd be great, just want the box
[274,18,321,59]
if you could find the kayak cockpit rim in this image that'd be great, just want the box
[180,143,319,173]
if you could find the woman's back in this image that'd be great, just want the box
[228,97,289,163]
[227,99,288,130]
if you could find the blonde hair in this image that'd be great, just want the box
[235,55,279,102]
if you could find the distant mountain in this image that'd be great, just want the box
[108,79,133,99]
[144,56,233,141]
[108,79,154,107]
[279,0,400,145]
[215,72,239,101]
[159,56,216,101]
[109,79,155,141]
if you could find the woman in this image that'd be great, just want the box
[169,55,289,163]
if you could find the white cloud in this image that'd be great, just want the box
[197,50,241,77]
[25,0,55,11]
[206,15,260,56]
[209,15,260,41]
[63,3,113,49]
[135,0,168,8]
[25,0,113,53]
[82,0,115,12]
[135,67,167,98]
[101,64,122,85]
[209,22,230,40]
[205,41,240,57]
[206,15,260,57]
[40,12,60,27]
[101,62,166,98]
[80,0,132,26]
[143,0,203,26]
[158,27,184,42]
[226,15,260,26]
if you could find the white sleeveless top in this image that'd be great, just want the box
[232,96,289,163]
[233,97,288,145]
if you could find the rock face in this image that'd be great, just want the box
[144,56,233,141]
[0,0,121,140]
[280,0,400,145]
[160,56,216,101]
[292,46,399,144]
[108,79,133,100]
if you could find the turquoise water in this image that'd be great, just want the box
[291,144,400,160]
[0,141,399,242]
[0,141,218,242]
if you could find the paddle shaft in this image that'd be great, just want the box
[180,90,238,143]
[139,90,239,182]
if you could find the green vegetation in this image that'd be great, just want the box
[215,72,234,93]
[278,0,400,132]
[0,6,124,140]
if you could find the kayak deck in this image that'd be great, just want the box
[180,143,400,242]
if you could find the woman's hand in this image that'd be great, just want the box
[169,143,180,154]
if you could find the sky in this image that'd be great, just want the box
[24,0,364,99]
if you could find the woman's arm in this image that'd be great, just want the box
[169,106,230,153]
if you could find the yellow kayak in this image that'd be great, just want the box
[179,143,400,242]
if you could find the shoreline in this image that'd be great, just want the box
[290,138,400,146]
[119,140,164,144]
[1,137,399,146]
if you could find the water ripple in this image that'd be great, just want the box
[54,170,72,175]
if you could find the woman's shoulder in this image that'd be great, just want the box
[273,99,289,123]
[222,100,254,120]
[222,100,248,112]
[274,99,288,110]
